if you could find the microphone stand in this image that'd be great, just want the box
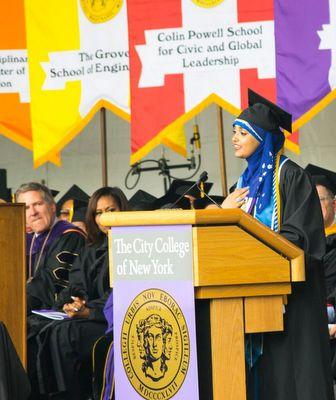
[167,181,200,209]
[166,172,208,209]
[195,184,223,209]
[125,130,202,193]
[129,155,200,194]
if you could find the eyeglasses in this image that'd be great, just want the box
[59,210,71,215]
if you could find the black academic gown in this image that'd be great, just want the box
[26,224,86,399]
[256,160,334,400]
[323,230,336,380]
[325,231,336,302]
[35,238,111,399]
[27,223,86,313]
[0,322,31,400]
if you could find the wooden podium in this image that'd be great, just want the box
[0,204,26,366]
[101,208,304,400]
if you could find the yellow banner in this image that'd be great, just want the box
[25,0,131,167]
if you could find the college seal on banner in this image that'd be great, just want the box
[191,0,224,8]
[80,0,123,23]
[121,288,190,399]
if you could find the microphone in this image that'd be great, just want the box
[197,171,207,199]
[195,171,223,208]
[197,171,208,184]
[161,171,208,209]
[197,189,223,209]
[193,124,201,150]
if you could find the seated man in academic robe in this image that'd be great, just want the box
[15,182,86,313]
[306,165,336,304]
[306,164,336,379]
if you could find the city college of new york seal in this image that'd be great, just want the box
[121,289,190,399]
[191,0,225,8]
[80,0,123,23]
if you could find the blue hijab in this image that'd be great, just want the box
[234,118,285,229]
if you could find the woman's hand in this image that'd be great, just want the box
[63,296,90,319]
[184,194,196,209]
[221,187,249,209]
[329,324,336,338]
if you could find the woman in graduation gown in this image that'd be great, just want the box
[220,90,334,400]
[36,186,129,400]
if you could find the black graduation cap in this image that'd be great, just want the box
[0,169,12,202]
[56,185,90,216]
[238,89,292,133]
[154,179,213,209]
[305,164,336,195]
[129,190,158,211]
[0,189,12,202]
[72,207,87,223]
[51,189,60,198]
[194,195,225,209]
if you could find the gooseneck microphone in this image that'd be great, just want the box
[197,171,222,208]
[196,171,223,209]
[199,190,223,209]
[197,171,208,185]
[161,171,224,209]
[162,171,209,209]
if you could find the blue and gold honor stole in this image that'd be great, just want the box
[234,118,286,232]
[237,152,288,372]
[237,152,288,232]
[234,119,287,375]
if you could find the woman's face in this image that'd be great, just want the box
[232,125,260,159]
[95,195,119,235]
[59,199,74,221]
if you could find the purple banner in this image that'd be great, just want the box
[275,0,332,121]
[112,225,199,400]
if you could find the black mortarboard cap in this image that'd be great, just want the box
[194,195,225,209]
[72,207,87,223]
[51,189,60,198]
[238,89,292,133]
[175,181,213,199]
[0,169,12,202]
[56,185,90,214]
[305,164,336,195]
[0,188,12,202]
[129,190,158,211]
[154,179,213,209]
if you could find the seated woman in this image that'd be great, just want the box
[35,186,129,400]
[215,90,333,399]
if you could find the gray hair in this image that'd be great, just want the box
[15,182,55,204]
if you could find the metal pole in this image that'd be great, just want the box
[100,107,108,186]
[217,105,228,197]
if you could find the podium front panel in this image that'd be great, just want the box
[193,226,290,287]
